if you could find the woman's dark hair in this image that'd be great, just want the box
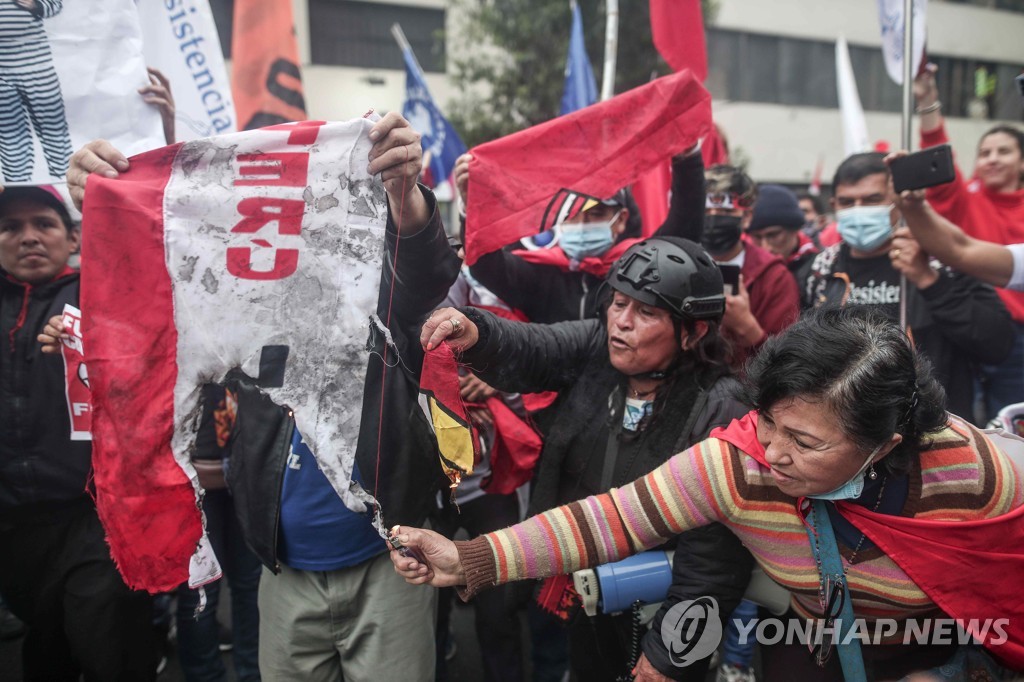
[597,285,731,376]
[742,306,948,476]
[980,125,1024,186]
[980,125,1024,157]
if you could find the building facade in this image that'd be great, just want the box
[210,0,1024,185]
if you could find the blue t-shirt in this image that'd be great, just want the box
[278,430,385,571]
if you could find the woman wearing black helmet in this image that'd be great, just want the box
[421,236,753,682]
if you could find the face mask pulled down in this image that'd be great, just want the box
[836,205,894,252]
[559,211,620,262]
[807,443,885,501]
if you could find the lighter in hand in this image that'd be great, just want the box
[388,525,426,564]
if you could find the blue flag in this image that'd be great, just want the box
[401,48,466,187]
[560,3,598,115]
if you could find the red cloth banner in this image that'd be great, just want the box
[464,70,712,265]
[711,412,1024,670]
[650,0,708,80]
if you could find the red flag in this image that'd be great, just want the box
[809,154,824,197]
[420,344,477,489]
[702,124,730,167]
[231,0,307,130]
[82,144,203,592]
[633,162,672,238]
[464,70,711,264]
[634,2,717,237]
[650,0,707,80]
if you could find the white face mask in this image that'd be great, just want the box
[558,210,621,261]
[807,443,883,501]
[835,204,894,252]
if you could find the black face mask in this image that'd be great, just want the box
[701,214,743,256]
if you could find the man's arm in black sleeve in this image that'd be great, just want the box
[652,150,705,242]
[920,268,1015,365]
[459,308,604,394]
[467,247,545,316]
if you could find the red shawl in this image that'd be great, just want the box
[710,412,1024,670]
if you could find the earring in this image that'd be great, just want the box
[868,464,878,481]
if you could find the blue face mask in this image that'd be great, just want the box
[836,205,894,252]
[559,212,620,261]
[807,444,883,501]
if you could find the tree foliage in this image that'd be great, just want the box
[445,0,716,147]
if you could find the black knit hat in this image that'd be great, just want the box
[748,184,804,233]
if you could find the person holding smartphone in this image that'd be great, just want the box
[701,165,800,370]
[915,64,1024,419]
[893,172,1024,292]
[799,151,1014,422]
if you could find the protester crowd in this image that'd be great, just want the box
[3,57,1024,682]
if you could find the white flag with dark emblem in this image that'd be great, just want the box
[877,0,928,85]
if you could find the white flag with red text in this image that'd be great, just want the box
[80,120,389,592]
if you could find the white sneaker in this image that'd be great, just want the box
[716,663,756,682]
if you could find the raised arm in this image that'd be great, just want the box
[895,188,1014,289]
[913,67,970,223]
[652,146,705,242]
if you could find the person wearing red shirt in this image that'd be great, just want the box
[701,166,800,370]
[915,64,1024,418]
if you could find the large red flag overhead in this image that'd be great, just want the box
[650,0,708,80]
[464,70,711,264]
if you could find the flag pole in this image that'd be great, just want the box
[600,0,619,100]
[899,0,914,329]
[900,0,914,152]
[391,23,420,70]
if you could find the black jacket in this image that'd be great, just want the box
[467,152,707,324]
[225,189,461,572]
[799,244,1015,418]
[459,308,754,681]
[0,271,92,513]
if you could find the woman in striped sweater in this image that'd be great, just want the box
[396,306,1024,681]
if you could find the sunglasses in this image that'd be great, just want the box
[808,574,847,667]
[705,192,753,210]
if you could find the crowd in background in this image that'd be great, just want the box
[3,48,1024,682]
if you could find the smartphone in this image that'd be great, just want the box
[890,145,956,193]
[718,264,741,296]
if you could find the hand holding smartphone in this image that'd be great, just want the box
[889,145,956,194]
[718,264,741,296]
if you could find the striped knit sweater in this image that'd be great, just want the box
[456,416,1022,635]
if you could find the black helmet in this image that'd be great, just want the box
[607,237,725,320]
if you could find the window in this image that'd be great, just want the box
[206,0,447,72]
[941,0,1024,12]
[705,28,1024,121]
[309,1,446,72]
